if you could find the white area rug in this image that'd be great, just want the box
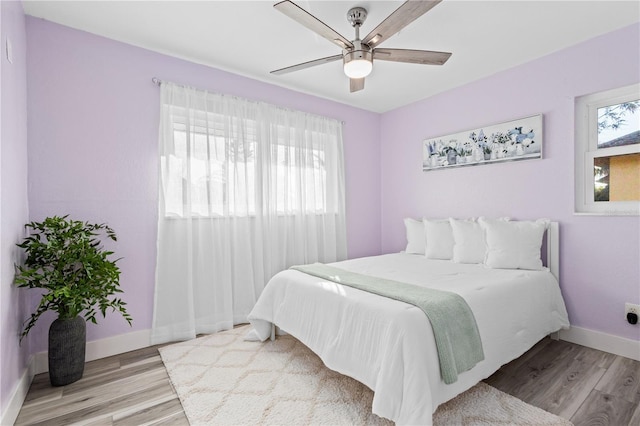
[159,325,572,425]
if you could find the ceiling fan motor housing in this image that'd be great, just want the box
[343,40,372,64]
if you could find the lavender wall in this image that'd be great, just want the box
[25,17,381,353]
[380,23,640,341]
[0,0,29,417]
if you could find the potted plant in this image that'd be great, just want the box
[445,140,458,165]
[15,215,132,386]
[482,144,492,160]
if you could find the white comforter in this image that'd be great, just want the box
[247,253,570,425]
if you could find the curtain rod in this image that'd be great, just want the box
[151,77,345,125]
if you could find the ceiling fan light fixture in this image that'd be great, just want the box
[343,44,373,79]
[344,57,373,78]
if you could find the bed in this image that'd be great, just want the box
[247,219,570,425]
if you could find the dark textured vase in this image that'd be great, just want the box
[48,316,86,386]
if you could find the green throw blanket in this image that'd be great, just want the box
[290,263,484,384]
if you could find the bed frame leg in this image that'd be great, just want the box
[270,323,276,341]
[549,331,560,341]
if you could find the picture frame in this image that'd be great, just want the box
[423,114,543,171]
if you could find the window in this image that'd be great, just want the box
[160,105,339,218]
[575,83,640,215]
[161,113,258,217]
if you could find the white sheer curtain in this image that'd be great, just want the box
[151,83,347,344]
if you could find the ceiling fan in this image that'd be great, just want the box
[270,0,452,93]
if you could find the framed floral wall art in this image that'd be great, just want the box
[423,114,543,171]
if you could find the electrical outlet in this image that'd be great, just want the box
[625,303,639,324]
[626,303,640,315]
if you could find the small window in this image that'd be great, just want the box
[575,84,640,215]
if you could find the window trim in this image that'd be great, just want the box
[574,83,640,215]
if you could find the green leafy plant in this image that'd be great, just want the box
[15,216,132,342]
[491,131,513,145]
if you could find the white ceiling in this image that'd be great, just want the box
[23,1,640,113]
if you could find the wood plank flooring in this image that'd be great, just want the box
[15,337,640,425]
[486,338,640,425]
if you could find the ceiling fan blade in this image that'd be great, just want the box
[271,54,343,75]
[274,1,353,50]
[363,0,442,49]
[350,78,365,93]
[373,48,451,65]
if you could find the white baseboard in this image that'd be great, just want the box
[559,326,640,361]
[1,358,36,426]
[33,328,152,375]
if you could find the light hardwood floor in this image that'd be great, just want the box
[14,337,640,425]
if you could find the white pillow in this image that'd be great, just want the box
[479,218,549,270]
[449,217,510,264]
[424,219,454,260]
[449,218,485,264]
[404,218,425,255]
